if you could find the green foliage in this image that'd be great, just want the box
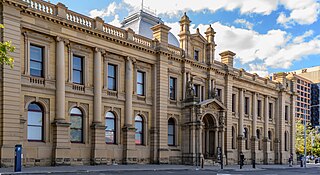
[295,119,320,156]
[0,24,15,68]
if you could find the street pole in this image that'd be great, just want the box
[304,104,307,168]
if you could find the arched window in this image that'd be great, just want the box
[70,107,83,143]
[168,118,175,146]
[105,112,116,144]
[135,115,143,145]
[232,126,236,149]
[285,131,289,151]
[244,128,249,150]
[256,129,261,150]
[27,103,44,141]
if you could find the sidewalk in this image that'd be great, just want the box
[0,164,316,174]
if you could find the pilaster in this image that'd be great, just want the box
[122,127,136,164]
[90,124,106,165]
[0,2,22,167]
[156,49,169,164]
[52,121,71,166]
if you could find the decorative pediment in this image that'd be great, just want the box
[198,98,226,111]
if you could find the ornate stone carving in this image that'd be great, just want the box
[186,77,195,98]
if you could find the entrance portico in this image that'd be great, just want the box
[182,97,227,165]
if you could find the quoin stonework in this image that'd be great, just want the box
[0,0,296,167]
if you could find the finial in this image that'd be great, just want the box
[141,0,144,10]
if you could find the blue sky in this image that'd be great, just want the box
[51,0,320,76]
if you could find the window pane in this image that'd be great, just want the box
[106,119,115,131]
[137,84,144,95]
[30,45,43,62]
[30,69,42,77]
[137,72,143,83]
[28,111,43,125]
[73,70,82,84]
[108,64,115,77]
[27,126,42,140]
[106,131,114,143]
[135,122,142,132]
[135,133,142,144]
[168,135,174,145]
[108,77,116,90]
[135,115,142,121]
[168,125,174,135]
[70,116,82,129]
[73,56,82,70]
[71,108,82,115]
[28,103,42,111]
[70,129,82,142]
[30,61,42,70]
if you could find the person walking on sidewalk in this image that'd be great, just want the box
[289,153,293,167]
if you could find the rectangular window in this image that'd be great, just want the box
[108,64,117,91]
[217,88,222,98]
[257,100,262,117]
[285,105,289,121]
[73,56,83,84]
[232,94,236,112]
[137,71,145,96]
[194,84,200,97]
[245,97,249,115]
[194,50,199,61]
[169,77,177,100]
[201,86,204,101]
[30,45,44,77]
[269,103,273,119]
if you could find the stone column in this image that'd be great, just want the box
[263,95,270,164]
[91,48,106,165]
[238,88,244,156]
[182,70,186,100]
[252,93,258,162]
[125,57,133,127]
[123,57,136,164]
[214,128,218,157]
[208,78,211,98]
[93,48,102,124]
[52,36,71,166]
[55,37,66,121]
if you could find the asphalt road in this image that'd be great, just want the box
[22,167,320,175]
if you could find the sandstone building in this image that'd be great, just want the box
[0,0,296,167]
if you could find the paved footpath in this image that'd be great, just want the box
[0,163,318,175]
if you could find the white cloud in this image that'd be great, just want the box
[109,15,121,27]
[248,64,269,77]
[293,30,314,43]
[166,21,320,76]
[234,19,254,29]
[124,0,278,16]
[277,0,320,26]
[89,2,119,18]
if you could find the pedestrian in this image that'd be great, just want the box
[289,153,293,167]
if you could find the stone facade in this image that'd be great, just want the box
[0,0,296,167]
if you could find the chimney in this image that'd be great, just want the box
[220,50,236,68]
[151,23,171,47]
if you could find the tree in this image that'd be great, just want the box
[0,24,15,68]
[295,119,320,156]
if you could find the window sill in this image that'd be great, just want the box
[107,90,118,97]
[137,95,146,101]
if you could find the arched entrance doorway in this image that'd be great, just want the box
[202,114,218,159]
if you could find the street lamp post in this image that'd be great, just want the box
[303,104,307,168]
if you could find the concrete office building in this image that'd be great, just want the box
[0,0,296,167]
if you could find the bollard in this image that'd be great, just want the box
[14,144,22,172]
